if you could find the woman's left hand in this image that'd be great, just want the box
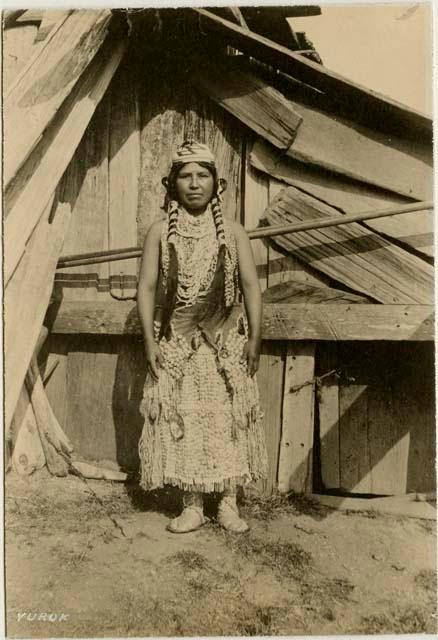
[241,338,261,377]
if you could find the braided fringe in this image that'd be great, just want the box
[160,200,180,340]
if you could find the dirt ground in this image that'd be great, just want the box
[5,468,437,638]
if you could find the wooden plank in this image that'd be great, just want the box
[195,60,302,151]
[5,193,69,430]
[317,344,340,489]
[64,336,145,469]
[257,342,285,493]
[54,93,111,302]
[278,343,315,493]
[47,300,435,342]
[251,140,434,257]
[34,10,72,43]
[4,10,112,186]
[310,494,436,520]
[5,37,127,286]
[193,8,432,140]
[262,187,434,304]
[3,25,39,91]
[283,102,432,202]
[40,335,70,431]
[108,62,141,300]
[339,375,371,493]
[393,343,436,494]
[267,176,331,288]
[11,385,46,476]
[244,153,269,289]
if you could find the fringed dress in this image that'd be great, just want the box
[138,207,268,493]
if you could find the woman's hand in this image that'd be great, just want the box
[241,337,261,377]
[145,340,164,381]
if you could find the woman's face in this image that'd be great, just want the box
[175,162,215,213]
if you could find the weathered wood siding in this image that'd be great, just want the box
[42,335,435,496]
[316,342,435,494]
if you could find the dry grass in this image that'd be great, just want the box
[360,605,437,634]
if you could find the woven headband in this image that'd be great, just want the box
[171,139,215,166]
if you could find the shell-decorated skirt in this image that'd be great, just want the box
[138,312,268,493]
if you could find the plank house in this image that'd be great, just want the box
[4,8,435,502]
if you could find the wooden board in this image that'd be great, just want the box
[40,335,71,432]
[63,336,145,470]
[266,176,331,288]
[5,192,71,430]
[284,99,432,201]
[4,10,112,186]
[193,8,432,141]
[251,140,434,258]
[54,95,111,301]
[393,343,436,493]
[316,344,340,489]
[3,25,39,91]
[47,300,435,342]
[195,58,302,151]
[5,38,127,285]
[262,187,434,304]
[244,148,269,290]
[262,281,369,305]
[108,62,140,299]
[278,343,315,493]
[257,342,285,493]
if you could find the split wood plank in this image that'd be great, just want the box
[11,385,46,476]
[262,187,434,304]
[392,343,436,493]
[47,300,435,342]
[65,337,120,463]
[108,63,141,300]
[55,94,111,302]
[257,342,285,493]
[5,38,127,286]
[3,25,39,92]
[317,344,340,489]
[266,176,330,288]
[244,150,269,289]
[4,10,112,186]
[282,106,432,203]
[251,140,434,257]
[5,194,62,430]
[195,61,302,152]
[278,343,315,494]
[42,336,70,432]
[25,357,69,476]
[34,10,72,43]
[183,85,243,221]
[310,494,436,520]
[193,8,432,140]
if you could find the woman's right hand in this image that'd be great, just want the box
[145,341,164,381]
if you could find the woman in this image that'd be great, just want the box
[137,140,268,533]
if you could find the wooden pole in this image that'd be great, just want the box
[57,200,433,269]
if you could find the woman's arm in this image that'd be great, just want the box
[137,220,164,379]
[232,221,262,376]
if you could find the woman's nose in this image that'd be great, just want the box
[190,176,199,188]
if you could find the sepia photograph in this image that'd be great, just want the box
[3,2,436,637]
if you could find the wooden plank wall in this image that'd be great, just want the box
[316,342,436,494]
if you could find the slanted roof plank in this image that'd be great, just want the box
[193,8,431,140]
[4,10,113,187]
[261,187,434,304]
[251,140,434,257]
[195,62,302,151]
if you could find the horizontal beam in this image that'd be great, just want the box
[47,301,434,341]
[57,200,434,269]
